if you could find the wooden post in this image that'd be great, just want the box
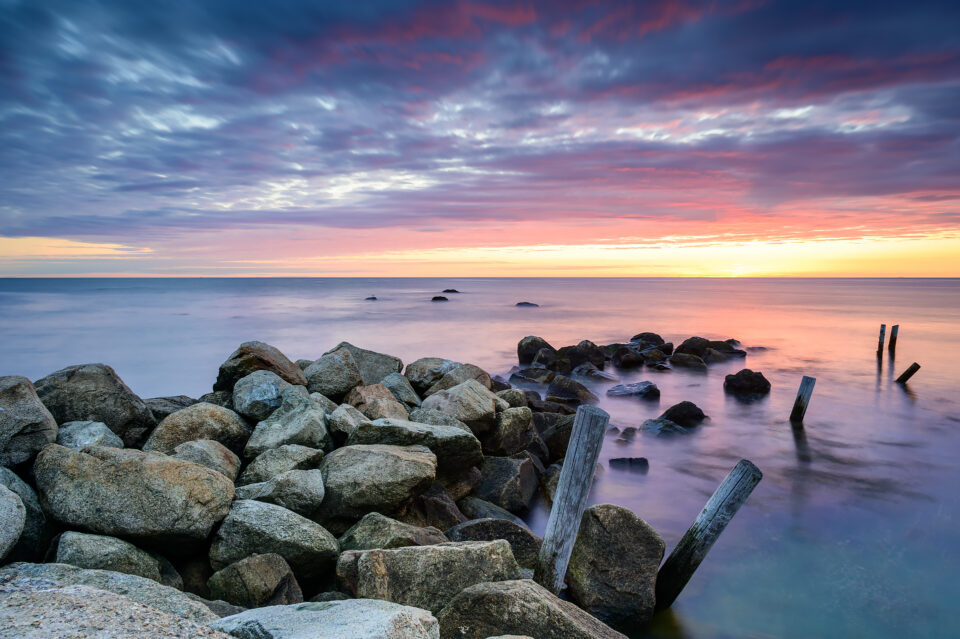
[655,459,763,611]
[895,362,920,384]
[534,404,609,594]
[888,325,899,354]
[876,324,886,358]
[790,376,816,423]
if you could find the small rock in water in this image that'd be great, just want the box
[609,457,649,474]
[432,296,449,302]
[443,289,460,293]
[515,301,539,307]
[660,400,708,428]
[723,368,771,398]
[641,418,689,436]
[364,295,377,301]
[606,381,660,399]
[572,363,619,382]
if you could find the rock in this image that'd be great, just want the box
[55,420,123,450]
[346,383,396,408]
[611,346,644,369]
[436,579,627,639]
[545,376,598,405]
[304,348,363,402]
[296,358,315,370]
[660,401,708,428]
[208,554,303,608]
[420,380,505,436]
[517,336,555,366]
[439,466,482,501]
[445,519,542,569]
[484,407,545,460]
[630,332,665,346]
[310,392,338,414]
[443,289,460,293]
[606,382,660,399]
[531,348,557,368]
[495,389,527,408]
[172,440,241,481]
[238,444,324,486]
[235,469,326,519]
[472,457,538,515]
[432,296,449,302]
[404,358,460,395]
[567,504,665,625]
[311,591,351,601]
[640,418,689,435]
[209,599,440,639]
[702,348,727,363]
[508,367,555,385]
[0,562,219,623]
[244,386,331,458]
[408,408,472,433]
[515,302,539,307]
[0,485,25,562]
[540,463,561,502]
[325,342,404,386]
[339,512,448,551]
[724,369,771,397]
[571,363,619,382]
[320,444,437,521]
[0,468,51,562]
[455,497,530,531]
[352,541,521,613]
[347,418,483,472]
[54,531,162,582]
[0,580,231,639]
[709,340,747,357]
[400,482,468,531]
[213,340,307,392]
[423,364,492,398]
[669,352,707,371]
[145,395,198,421]
[198,390,234,410]
[674,336,710,358]
[34,444,234,543]
[609,457,649,473]
[641,349,667,365]
[1,377,57,467]
[327,403,370,444]
[555,341,605,370]
[382,372,422,407]
[361,397,410,421]
[539,415,575,462]
[143,402,250,455]
[209,500,339,586]
[232,370,292,422]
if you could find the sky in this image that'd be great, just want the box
[1,0,959,277]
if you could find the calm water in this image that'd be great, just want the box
[1,277,959,639]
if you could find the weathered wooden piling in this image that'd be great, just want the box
[876,324,886,358]
[888,325,899,354]
[790,375,816,423]
[895,362,920,384]
[655,459,763,611]
[534,404,609,594]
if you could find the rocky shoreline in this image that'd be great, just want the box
[0,333,765,638]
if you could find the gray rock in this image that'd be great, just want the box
[436,579,627,639]
[33,364,156,448]
[484,408,544,458]
[339,512,448,551]
[472,456,538,515]
[143,403,251,455]
[420,380,506,436]
[404,358,459,395]
[517,336,555,366]
[55,531,162,582]
[232,370,292,422]
[605,381,660,399]
[237,444,324,486]
[244,386,331,458]
[382,372,422,407]
[309,392,338,414]
[0,376,58,466]
[445,519,542,569]
[296,359,314,371]
[324,342,404,386]
[423,364,492,398]
[209,599,439,639]
[494,389,527,408]
[34,444,234,543]
[545,376,598,405]
[172,440,241,481]
[235,469,326,519]
[327,403,370,444]
[145,395,198,422]
[640,418,690,435]
[0,562,219,623]
[346,418,482,472]
[198,390,234,410]
[659,401,707,428]
[360,397,409,421]
[0,485,25,562]
[213,340,307,392]
[0,468,52,562]
[456,497,530,531]
[304,348,363,402]
[407,408,472,433]
[540,463,562,503]
[566,504,665,625]
[55,420,123,450]
[208,554,303,609]
[209,500,339,586]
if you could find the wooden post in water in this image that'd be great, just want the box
[655,459,763,611]
[888,325,899,354]
[790,376,816,424]
[876,324,886,358]
[535,404,609,594]
[895,362,921,384]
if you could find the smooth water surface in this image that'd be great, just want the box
[1,277,958,639]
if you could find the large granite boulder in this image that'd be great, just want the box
[0,485,25,562]
[339,512,448,551]
[244,386,331,458]
[404,358,459,395]
[420,380,505,435]
[213,340,306,392]
[54,531,162,582]
[143,402,250,455]
[0,376,58,466]
[723,369,771,397]
[382,372,422,407]
[33,364,155,448]
[319,444,436,521]
[34,444,234,543]
[304,348,363,402]
[209,500,339,586]
[346,418,482,472]
[237,444,323,486]
[232,370,292,422]
[55,420,123,450]
[324,342,403,386]
[472,457,538,515]
[144,395,198,422]
[407,408,472,433]
[207,553,303,608]
[435,579,627,639]
[327,403,370,443]
[517,336,555,366]
[235,469,326,519]
[171,440,241,481]
[445,518,542,569]
[399,482,468,531]
[423,363,492,398]
[456,497,530,530]
[566,504,665,625]
[209,599,439,639]
[0,468,52,562]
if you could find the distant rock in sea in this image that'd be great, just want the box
[442,289,460,293]
[515,302,539,307]
[431,296,449,302]
[364,296,377,301]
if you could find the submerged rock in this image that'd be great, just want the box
[640,418,690,436]
[606,381,660,399]
[55,420,123,450]
[143,402,250,455]
[659,401,708,428]
[669,353,707,371]
[213,340,306,392]
[432,296,449,302]
[723,369,771,397]
[515,302,539,307]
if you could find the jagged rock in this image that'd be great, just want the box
[455,497,530,530]
[347,418,482,471]
[210,599,440,639]
[346,383,396,408]
[209,500,339,586]
[339,512,447,551]
[55,420,123,450]
[34,444,234,543]
[327,403,370,444]
[244,386,331,458]
[304,348,363,402]
[0,485,25,562]
[198,390,234,410]
[237,444,324,486]
[495,389,527,408]
[400,482,468,531]
[213,341,306,392]
[404,358,459,395]
[420,380,506,436]
[606,382,660,399]
[235,469,326,519]
[436,579,627,639]
[143,403,250,455]
[440,466,482,501]
[445,519,542,569]
[172,440,241,481]
[660,401,708,428]
[517,337,555,366]
[723,369,771,397]
[423,364,492,398]
[232,370,292,422]
[360,397,409,421]
[54,531,162,582]
[145,395,198,422]
[567,504,665,625]
[0,468,51,562]
[324,342,403,386]
[472,457,537,515]
[208,553,303,608]
[382,372,422,407]
[545,376,598,405]
[310,392,338,414]
[1,377,58,466]
[407,408,472,433]
[484,407,545,460]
